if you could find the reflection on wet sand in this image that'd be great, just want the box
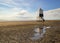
[30,26,51,40]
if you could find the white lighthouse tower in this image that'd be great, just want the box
[39,8,45,21]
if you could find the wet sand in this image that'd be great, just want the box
[0,20,60,43]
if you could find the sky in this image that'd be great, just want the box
[0,0,60,21]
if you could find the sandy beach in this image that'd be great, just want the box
[0,20,60,43]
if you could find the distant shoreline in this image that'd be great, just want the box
[0,20,60,22]
[0,20,60,26]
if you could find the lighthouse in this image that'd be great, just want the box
[39,8,45,21]
[39,8,43,18]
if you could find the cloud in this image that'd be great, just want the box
[0,8,36,21]
[0,0,31,8]
[0,0,37,21]
[13,10,36,20]
[44,8,60,20]
[0,0,39,21]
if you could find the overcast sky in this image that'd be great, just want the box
[0,0,60,21]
